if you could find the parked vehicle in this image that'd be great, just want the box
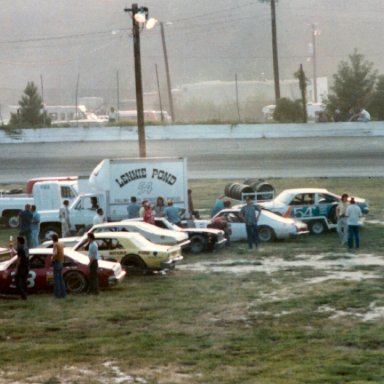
[127,217,227,254]
[88,221,190,249]
[38,157,189,240]
[0,248,126,295]
[194,208,309,242]
[73,232,183,273]
[259,188,369,234]
[0,179,79,228]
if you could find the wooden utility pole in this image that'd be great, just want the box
[131,3,146,157]
[270,0,280,102]
[160,22,175,123]
[312,23,318,103]
[155,63,164,123]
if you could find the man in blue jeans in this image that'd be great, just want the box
[51,234,66,298]
[240,196,261,250]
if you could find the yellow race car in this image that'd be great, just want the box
[73,231,183,274]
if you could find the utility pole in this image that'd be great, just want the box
[235,74,241,123]
[129,3,146,157]
[155,63,164,123]
[312,23,318,103]
[160,22,175,123]
[270,0,280,102]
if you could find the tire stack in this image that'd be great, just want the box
[224,179,275,202]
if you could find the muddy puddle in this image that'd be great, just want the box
[179,253,384,281]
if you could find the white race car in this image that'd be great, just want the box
[194,208,308,242]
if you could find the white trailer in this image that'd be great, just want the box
[39,157,189,240]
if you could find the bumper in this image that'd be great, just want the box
[108,270,126,285]
[160,255,183,270]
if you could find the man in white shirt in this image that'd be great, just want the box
[93,208,105,225]
[345,197,362,250]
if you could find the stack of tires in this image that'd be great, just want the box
[224,179,275,202]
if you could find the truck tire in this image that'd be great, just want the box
[4,211,20,229]
[41,224,62,241]
[258,226,275,242]
[189,234,207,254]
[64,271,88,294]
[309,220,326,235]
[121,254,148,275]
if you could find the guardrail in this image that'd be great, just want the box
[0,121,383,143]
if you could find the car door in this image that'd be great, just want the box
[286,193,318,219]
[221,212,246,242]
[95,238,126,262]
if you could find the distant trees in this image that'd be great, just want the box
[9,81,50,127]
[273,98,302,123]
[326,50,377,120]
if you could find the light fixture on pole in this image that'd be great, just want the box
[124,4,157,157]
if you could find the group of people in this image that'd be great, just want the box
[18,203,40,249]
[126,192,197,227]
[336,193,363,251]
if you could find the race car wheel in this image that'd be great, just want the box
[4,212,20,229]
[258,226,275,242]
[41,225,61,241]
[309,220,326,235]
[189,234,206,254]
[64,271,88,294]
[121,254,148,275]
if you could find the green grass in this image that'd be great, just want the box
[0,177,384,383]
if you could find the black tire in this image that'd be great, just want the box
[309,220,326,235]
[189,234,207,254]
[64,271,88,294]
[258,225,275,242]
[41,225,62,241]
[4,212,20,229]
[120,254,148,274]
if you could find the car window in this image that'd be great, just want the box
[29,255,46,269]
[226,213,243,223]
[291,193,314,205]
[318,193,338,204]
[63,256,77,267]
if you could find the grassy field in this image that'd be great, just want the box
[0,178,383,383]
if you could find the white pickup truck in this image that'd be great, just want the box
[0,179,78,228]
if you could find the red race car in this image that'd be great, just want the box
[0,248,126,295]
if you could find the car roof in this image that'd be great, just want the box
[279,188,330,194]
[92,231,146,240]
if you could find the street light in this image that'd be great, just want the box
[124,4,157,157]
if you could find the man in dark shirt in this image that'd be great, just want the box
[19,204,33,248]
[15,236,29,300]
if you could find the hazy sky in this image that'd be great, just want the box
[0,0,383,104]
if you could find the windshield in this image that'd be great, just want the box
[274,190,294,205]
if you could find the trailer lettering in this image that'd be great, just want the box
[115,168,147,187]
[151,168,177,185]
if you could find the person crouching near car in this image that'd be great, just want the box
[87,232,100,295]
[346,197,362,251]
[51,234,66,299]
[336,193,349,245]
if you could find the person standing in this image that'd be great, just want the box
[346,197,362,251]
[143,203,155,225]
[19,204,33,248]
[51,234,66,298]
[164,199,184,226]
[240,197,261,250]
[30,205,41,248]
[336,193,349,245]
[127,196,140,219]
[93,208,105,225]
[14,236,29,300]
[154,196,166,217]
[59,200,71,237]
[87,232,100,295]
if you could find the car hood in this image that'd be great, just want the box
[182,227,224,235]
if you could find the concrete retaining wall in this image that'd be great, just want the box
[0,122,383,143]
